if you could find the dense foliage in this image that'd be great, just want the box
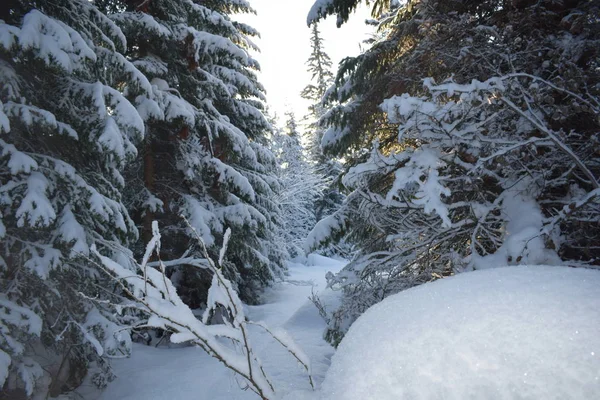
[0,1,147,396]
[0,0,285,397]
[306,0,600,344]
[109,0,285,307]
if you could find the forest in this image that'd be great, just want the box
[0,0,599,399]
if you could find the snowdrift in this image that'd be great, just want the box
[321,266,600,400]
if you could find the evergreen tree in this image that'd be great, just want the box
[301,23,344,225]
[0,1,149,396]
[0,0,286,396]
[306,0,600,344]
[272,112,323,258]
[302,24,334,119]
[107,0,285,305]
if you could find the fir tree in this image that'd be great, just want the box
[0,0,149,396]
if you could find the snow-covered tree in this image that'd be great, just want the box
[0,1,149,396]
[302,23,333,131]
[306,0,600,344]
[272,112,323,258]
[108,0,285,305]
[301,23,344,225]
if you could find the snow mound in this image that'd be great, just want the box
[321,266,600,400]
[306,253,347,269]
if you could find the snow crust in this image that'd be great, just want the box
[321,266,600,400]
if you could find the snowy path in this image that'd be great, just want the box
[97,255,345,400]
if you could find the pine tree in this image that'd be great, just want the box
[108,0,285,305]
[307,0,600,344]
[0,1,149,396]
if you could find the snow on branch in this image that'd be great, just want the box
[0,297,43,394]
[304,210,347,254]
[91,219,314,399]
[307,0,336,26]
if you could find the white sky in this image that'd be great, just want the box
[240,1,373,125]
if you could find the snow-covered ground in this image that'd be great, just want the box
[95,262,600,400]
[98,255,346,400]
[321,265,600,400]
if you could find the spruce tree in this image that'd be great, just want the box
[108,0,285,305]
[301,23,333,163]
[0,0,149,396]
[301,23,344,224]
[302,24,334,120]
[307,0,600,344]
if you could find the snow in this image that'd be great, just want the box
[182,28,248,65]
[304,211,347,253]
[181,196,221,247]
[0,139,39,175]
[150,78,196,125]
[111,12,172,38]
[23,246,61,279]
[386,148,451,227]
[381,93,438,120]
[0,350,9,387]
[17,357,43,397]
[96,256,346,400]
[0,101,9,133]
[307,0,336,25]
[135,95,164,121]
[218,228,232,266]
[320,125,351,151]
[57,205,88,257]
[321,266,600,400]
[82,308,132,359]
[98,117,127,160]
[0,21,19,49]
[96,47,153,94]
[422,76,505,96]
[3,102,78,139]
[473,192,562,269]
[18,10,97,72]
[210,157,257,202]
[15,172,56,228]
[133,56,169,76]
[0,297,43,338]
[0,296,44,390]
